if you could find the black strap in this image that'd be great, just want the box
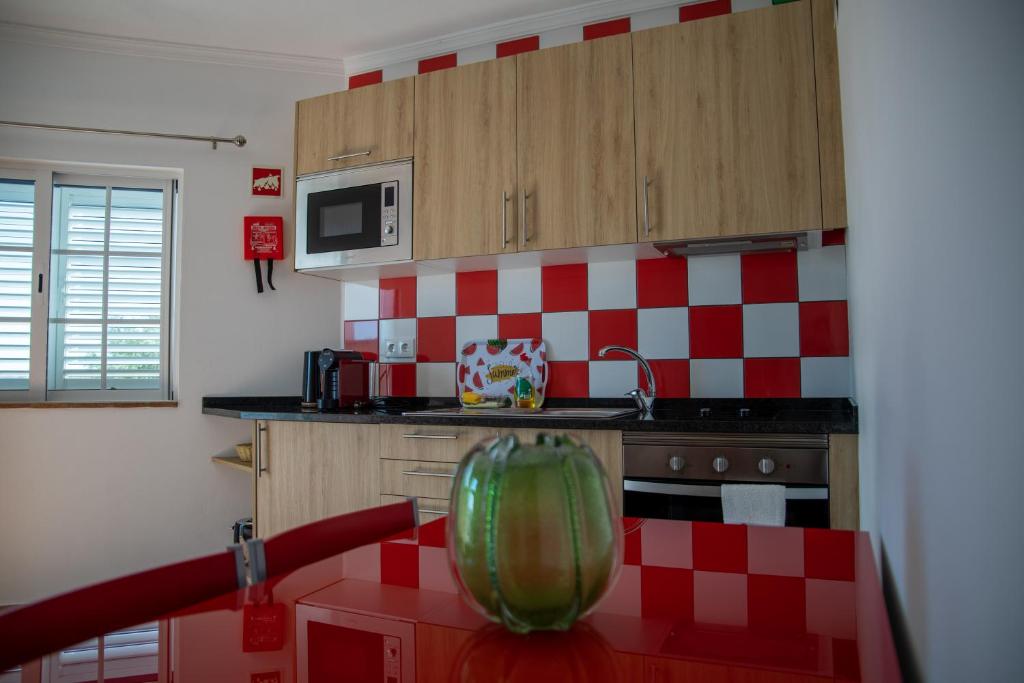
[253,259,264,293]
[267,259,275,291]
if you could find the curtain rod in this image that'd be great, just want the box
[0,120,246,149]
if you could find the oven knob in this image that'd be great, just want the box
[712,456,729,473]
[384,223,395,235]
[668,455,685,471]
[758,457,776,475]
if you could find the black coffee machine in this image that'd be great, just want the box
[302,349,370,412]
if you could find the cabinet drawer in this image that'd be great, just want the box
[382,494,448,522]
[379,424,499,463]
[380,459,458,498]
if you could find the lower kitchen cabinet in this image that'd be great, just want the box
[254,420,380,538]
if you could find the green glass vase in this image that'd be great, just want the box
[447,433,622,633]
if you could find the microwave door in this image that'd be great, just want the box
[306,183,382,255]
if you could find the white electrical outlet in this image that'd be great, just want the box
[383,337,415,359]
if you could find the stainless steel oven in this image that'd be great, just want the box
[295,159,412,270]
[622,433,830,528]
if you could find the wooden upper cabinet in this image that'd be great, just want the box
[414,59,517,260]
[516,35,637,251]
[811,0,847,229]
[294,77,414,177]
[632,1,822,241]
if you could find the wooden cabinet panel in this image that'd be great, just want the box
[380,459,458,499]
[379,424,500,463]
[255,421,379,538]
[632,2,821,240]
[828,434,859,530]
[414,59,518,260]
[382,494,449,522]
[516,36,637,251]
[294,77,414,176]
[811,0,847,229]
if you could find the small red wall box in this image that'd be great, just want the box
[244,216,284,260]
[251,167,283,197]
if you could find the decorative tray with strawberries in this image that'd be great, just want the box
[457,338,548,409]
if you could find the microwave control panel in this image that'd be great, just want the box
[381,181,399,246]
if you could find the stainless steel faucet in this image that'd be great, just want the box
[597,345,656,414]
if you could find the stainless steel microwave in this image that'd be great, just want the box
[295,159,412,270]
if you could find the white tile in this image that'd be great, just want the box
[688,254,742,306]
[416,363,456,397]
[417,272,456,317]
[382,61,417,81]
[456,44,494,66]
[631,6,679,31]
[343,280,379,321]
[498,266,541,313]
[539,24,583,49]
[588,260,636,310]
[731,0,773,12]
[694,571,748,627]
[588,360,638,398]
[541,311,589,361]
[638,307,689,359]
[798,245,847,302]
[743,303,799,357]
[690,359,743,397]
[800,357,852,397]
[455,315,498,356]
[378,318,416,361]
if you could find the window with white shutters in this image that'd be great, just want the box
[0,164,176,403]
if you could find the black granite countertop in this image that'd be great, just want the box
[202,396,857,434]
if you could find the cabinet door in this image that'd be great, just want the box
[811,0,847,229]
[414,59,518,260]
[294,77,414,176]
[516,36,637,251]
[255,422,380,537]
[632,1,821,240]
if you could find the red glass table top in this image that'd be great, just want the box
[58,518,904,681]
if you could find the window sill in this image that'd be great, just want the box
[0,400,178,409]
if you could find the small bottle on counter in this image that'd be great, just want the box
[515,375,536,409]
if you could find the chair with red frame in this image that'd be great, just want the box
[0,499,419,672]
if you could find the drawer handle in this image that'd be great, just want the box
[401,469,456,478]
[402,434,458,440]
[327,150,372,161]
[420,507,448,515]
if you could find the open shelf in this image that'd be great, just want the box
[211,455,252,474]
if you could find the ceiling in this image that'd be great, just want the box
[0,0,605,61]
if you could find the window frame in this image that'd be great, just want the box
[0,160,178,403]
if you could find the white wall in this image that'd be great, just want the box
[838,0,1024,679]
[0,41,343,602]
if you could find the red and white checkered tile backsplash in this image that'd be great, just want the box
[341,236,851,399]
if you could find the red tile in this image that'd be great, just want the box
[379,277,416,319]
[822,228,847,246]
[679,0,732,23]
[456,270,498,315]
[417,317,456,362]
[379,363,416,397]
[541,263,588,312]
[747,575,806,633]
[636,257,688,308]
[689,305,743,358]
[498,313,542,340]
[496,35,539,58]
[589,309,638,360]
[418,53,457,74]
[744,358,801,398]
[623,520,642,565]
[546,361,589,398]
[804,529,856,581]
[692,522,747,573]
[380,542,419,588]
[583,17,631,40]
[417,518,447,548]
[741,251,798,303]
[348,70,382,89]
[832,638,862,681]
[641,566,694,620]
[641,360,690,398]
[799,301,849,356]
[343,320,379,361]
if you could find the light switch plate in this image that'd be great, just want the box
[383,337,415,360]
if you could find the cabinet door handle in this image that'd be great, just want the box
[401,469,456,478]
[520,190,529,247]
[257,423,268,476]
[501,191,509,247]
[420,506,448,515]
[642,175,651,240]
[401,433,458,440]
[327,150,372,162]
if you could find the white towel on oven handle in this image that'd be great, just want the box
[721,484,786,527]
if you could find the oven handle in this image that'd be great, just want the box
[623,480,828,500]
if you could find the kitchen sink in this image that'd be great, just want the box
[404,406,641,419]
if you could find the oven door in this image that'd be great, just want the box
[623,480,830,528]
